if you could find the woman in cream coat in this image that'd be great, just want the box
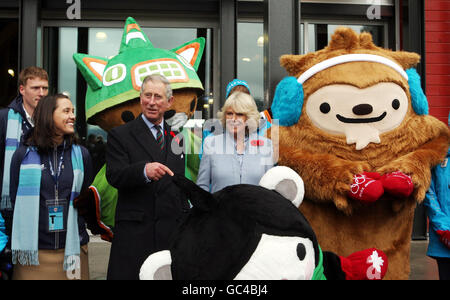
[197,92,274,193]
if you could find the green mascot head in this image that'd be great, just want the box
[73,16,205,131]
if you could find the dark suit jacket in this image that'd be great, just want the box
[105,115,189,280]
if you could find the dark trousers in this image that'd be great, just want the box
[436,257,450,280]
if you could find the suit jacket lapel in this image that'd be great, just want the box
[130,115,164,162]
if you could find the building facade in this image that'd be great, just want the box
[0,0,447,239]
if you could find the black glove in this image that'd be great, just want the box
[74,188,113,241]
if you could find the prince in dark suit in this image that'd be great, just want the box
[106,74,189,280]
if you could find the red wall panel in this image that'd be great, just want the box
[425,0,450,125]
[425,85,450,96]
[425,10,450,22]
[425,1,450,10]
[426,96,450,106]
[425,53,450,63]
[425,22,450,32]
[426,64,450,75]
[426,75,450,85]
[426,43,450,53]
[425,32,450,43]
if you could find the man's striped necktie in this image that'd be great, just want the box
[155,125,164,150]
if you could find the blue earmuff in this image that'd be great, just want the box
[406,68,429,115]
[271,76,303,126]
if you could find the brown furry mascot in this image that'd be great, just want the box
[269,27,450,279]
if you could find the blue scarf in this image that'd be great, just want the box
[1,109,23,210]
[12,144,84,271]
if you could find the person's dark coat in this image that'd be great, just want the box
[106,115,189,280]
[0,95,34,241]
[0,96,33,199]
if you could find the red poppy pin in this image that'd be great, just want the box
[170,131,181,145]
[251,139,264,146]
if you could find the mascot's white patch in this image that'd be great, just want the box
[166,112,188,131]
[306,82,409,150]
[234,234,315,280]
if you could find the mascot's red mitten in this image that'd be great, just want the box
[380,171,414,197]
[348,172,384,203]
[340,248,388,280]
[348,170,413,203]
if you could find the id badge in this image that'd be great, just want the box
[46,199,67,233]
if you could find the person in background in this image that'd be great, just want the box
[0,66,49,280]
[9,94,93,280]
[197,92,274,193]
[225,78,251,99]
[424,113,450,280]
[225,78,272,135]
[0,67,49,210]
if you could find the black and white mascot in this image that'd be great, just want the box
[140,166,388,280]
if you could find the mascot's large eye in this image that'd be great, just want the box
[190,97,197,112]
[164,110,176,119]
[296,243,306,261]
[392,99,400,110]
[320,102,331,114]
[121,110,135,123]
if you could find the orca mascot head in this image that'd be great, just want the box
[140,166,387,280]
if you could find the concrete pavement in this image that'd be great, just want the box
[87,235,110,280]
[87,235,439,280]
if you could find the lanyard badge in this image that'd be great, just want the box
[46,199,67,232]
[46,141,67,232]
[48,141,66,200]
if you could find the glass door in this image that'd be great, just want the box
[302,22,387,53]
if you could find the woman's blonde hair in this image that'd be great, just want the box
[217,92,260,133]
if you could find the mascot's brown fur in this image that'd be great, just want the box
[273,27,450,279]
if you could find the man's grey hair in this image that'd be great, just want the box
[140,74,173,99]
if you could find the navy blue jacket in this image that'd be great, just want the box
[0,95,33,246]
[10,140,93,249]
[0,95,33,199]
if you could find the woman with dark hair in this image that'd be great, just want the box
[8,94,93,280]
